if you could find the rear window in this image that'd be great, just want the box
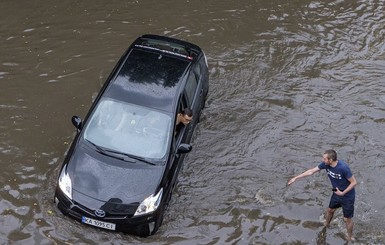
[118,49,189,89]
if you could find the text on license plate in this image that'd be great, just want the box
[82,216,116,231]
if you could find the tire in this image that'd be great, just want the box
[151,207,165,235]
[135,225,151,237]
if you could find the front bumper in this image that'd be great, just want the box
[54,188,158,236]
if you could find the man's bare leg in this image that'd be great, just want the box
[344,217,354,241]
[324,208,335,227]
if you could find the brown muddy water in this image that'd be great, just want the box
[1,0,385,244]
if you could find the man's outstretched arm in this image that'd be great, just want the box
[287,166,320,186]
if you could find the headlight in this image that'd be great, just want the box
[134,188,163,216]
[58,167,72,200]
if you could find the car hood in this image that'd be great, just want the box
[66,144,164,206]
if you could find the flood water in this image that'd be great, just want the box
[1,0,385,244]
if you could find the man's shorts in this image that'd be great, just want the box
[329,193,355,218]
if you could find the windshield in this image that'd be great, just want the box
[83,98,172,159]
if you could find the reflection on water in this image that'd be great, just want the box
[1,0,385,244]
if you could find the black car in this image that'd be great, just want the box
[54,34,209,237]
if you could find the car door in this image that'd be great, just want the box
[164,94,191,199]
[198,54,209,101]
[184,66,204,128]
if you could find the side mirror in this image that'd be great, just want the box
[177,143,192,154]
[71,116,82,130]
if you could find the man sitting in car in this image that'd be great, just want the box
[175,108,193,133]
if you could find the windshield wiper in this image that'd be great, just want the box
[104,148,156,166]
[86,140,132,162]
[86,140,155,165]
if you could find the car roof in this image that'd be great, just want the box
[103,35,203,113]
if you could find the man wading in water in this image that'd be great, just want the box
[287,150,357,241]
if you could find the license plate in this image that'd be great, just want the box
[82,216,116,231]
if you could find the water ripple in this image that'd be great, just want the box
[1,0,385,244]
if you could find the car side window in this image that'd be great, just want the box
[185,72,198,106]
[193,61,201,76]
[174,95,189,140]
[199,56,207,75]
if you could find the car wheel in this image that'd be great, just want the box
[151,206,165,235]
[204,88,209,105]
[135,224,151,237]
